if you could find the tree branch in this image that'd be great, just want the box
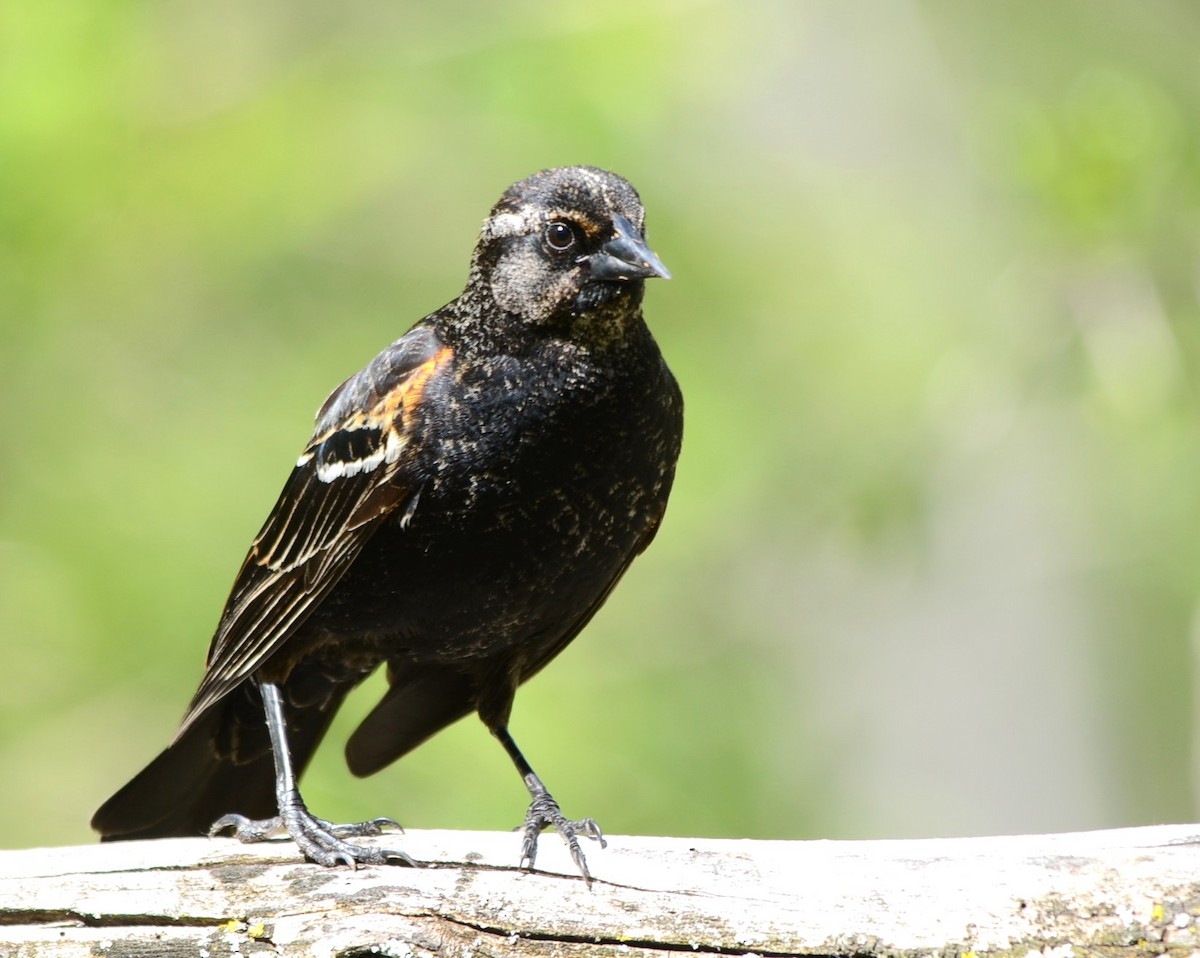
[3,824,1198,957]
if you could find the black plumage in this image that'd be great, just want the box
[92,166,682,880]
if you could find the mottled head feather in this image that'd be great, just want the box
[464,166,661,337]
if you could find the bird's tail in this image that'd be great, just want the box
[92,680,345,841]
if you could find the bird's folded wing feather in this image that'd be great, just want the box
[174,324,453,737]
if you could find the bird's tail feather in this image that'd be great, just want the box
[345,664,475,777]
[92,682,345,841]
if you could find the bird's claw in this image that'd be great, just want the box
[209,810,413,868]
[519,790,605,884]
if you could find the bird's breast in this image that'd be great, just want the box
[311,342,681,661]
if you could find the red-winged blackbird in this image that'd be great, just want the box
[91,166,682,881]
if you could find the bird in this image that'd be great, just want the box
[91,165,683,882]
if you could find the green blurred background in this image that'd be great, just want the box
[4,1,1200,854]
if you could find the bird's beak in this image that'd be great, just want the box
[585,214,672,282]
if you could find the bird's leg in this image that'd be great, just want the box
[209,681,414,868]
[493,725,605,883]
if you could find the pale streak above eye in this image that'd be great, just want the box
[482,211,530,240]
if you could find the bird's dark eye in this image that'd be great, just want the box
[544,221,576,253]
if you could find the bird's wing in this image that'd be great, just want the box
[174,324,454,738]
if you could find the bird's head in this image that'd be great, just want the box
[470,166,670,334]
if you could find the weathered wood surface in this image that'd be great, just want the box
[1,824,1198,957]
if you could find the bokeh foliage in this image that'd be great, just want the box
[3,1,1200,852]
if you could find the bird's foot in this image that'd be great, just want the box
[519,787,606,883]
[210,808,414,869]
